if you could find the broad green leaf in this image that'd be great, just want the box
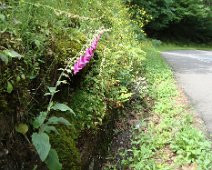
[15,123,28,135]
[3,50,23,59]
[0,14,5,21]
[0,52,8,64]
[47,87,59,95]
[48,87,56,93]
[32,132,51,161]
[51,103,74,114]
[33,112,48,129]
[47,116,71,126]
[16,76,21,82]
[118,93,132,101]
[41,125,59,134]
[34,40,41,47]
[7,82,13,93]
[45,149,62,170]
[20,74,26,80]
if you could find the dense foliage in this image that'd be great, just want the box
[0,0,212,169]
[125,0,212,43]
[0,0,145,169]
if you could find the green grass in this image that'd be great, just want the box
[156,42,212,52]
[104,48,212,170]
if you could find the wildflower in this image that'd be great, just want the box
[73,31,104,75]
[84,47,94,60]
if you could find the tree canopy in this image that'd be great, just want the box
[126,0,212,42]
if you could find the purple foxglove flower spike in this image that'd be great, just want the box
[85,47,93,57]
[73,30,104,75]
[91,39,98,50]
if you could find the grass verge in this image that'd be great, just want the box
[104,48,212,170]
[156,42,212,52]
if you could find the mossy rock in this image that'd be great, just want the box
[50,127,81,170]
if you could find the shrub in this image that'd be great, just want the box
[0,0,146,168]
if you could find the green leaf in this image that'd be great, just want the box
[62,72,69,78]
[32,132,51,161]
[57,68,65,71]
[48,87,56,93]
[44,93,51,96]
[32,165,38,170]
[16,76,21,82]
[33,112,48,129]
[0,52,8,64]
[7,82,13,93]
[34,40,41,48]
[47,87,59,95]
[0,14,5,21]
[3,50,23,59]
[56,80,68,86]
[15,123,28,135]
[41,125,59,134]
[118,92,132,102]
[47,116,71,126]
[20,74,26,80]
[0,50,23,63]
[65,69,72,74]
[45,149,62,170]
[51,103,75,114]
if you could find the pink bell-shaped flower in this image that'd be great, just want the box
[73,30,104,75]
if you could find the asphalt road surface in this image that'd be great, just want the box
[161,50,212,133]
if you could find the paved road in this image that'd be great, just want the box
[161,50,212,133]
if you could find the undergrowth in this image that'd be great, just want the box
[104,45,212,170]
[0,0,146,169]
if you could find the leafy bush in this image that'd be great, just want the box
[0,0,146,169]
